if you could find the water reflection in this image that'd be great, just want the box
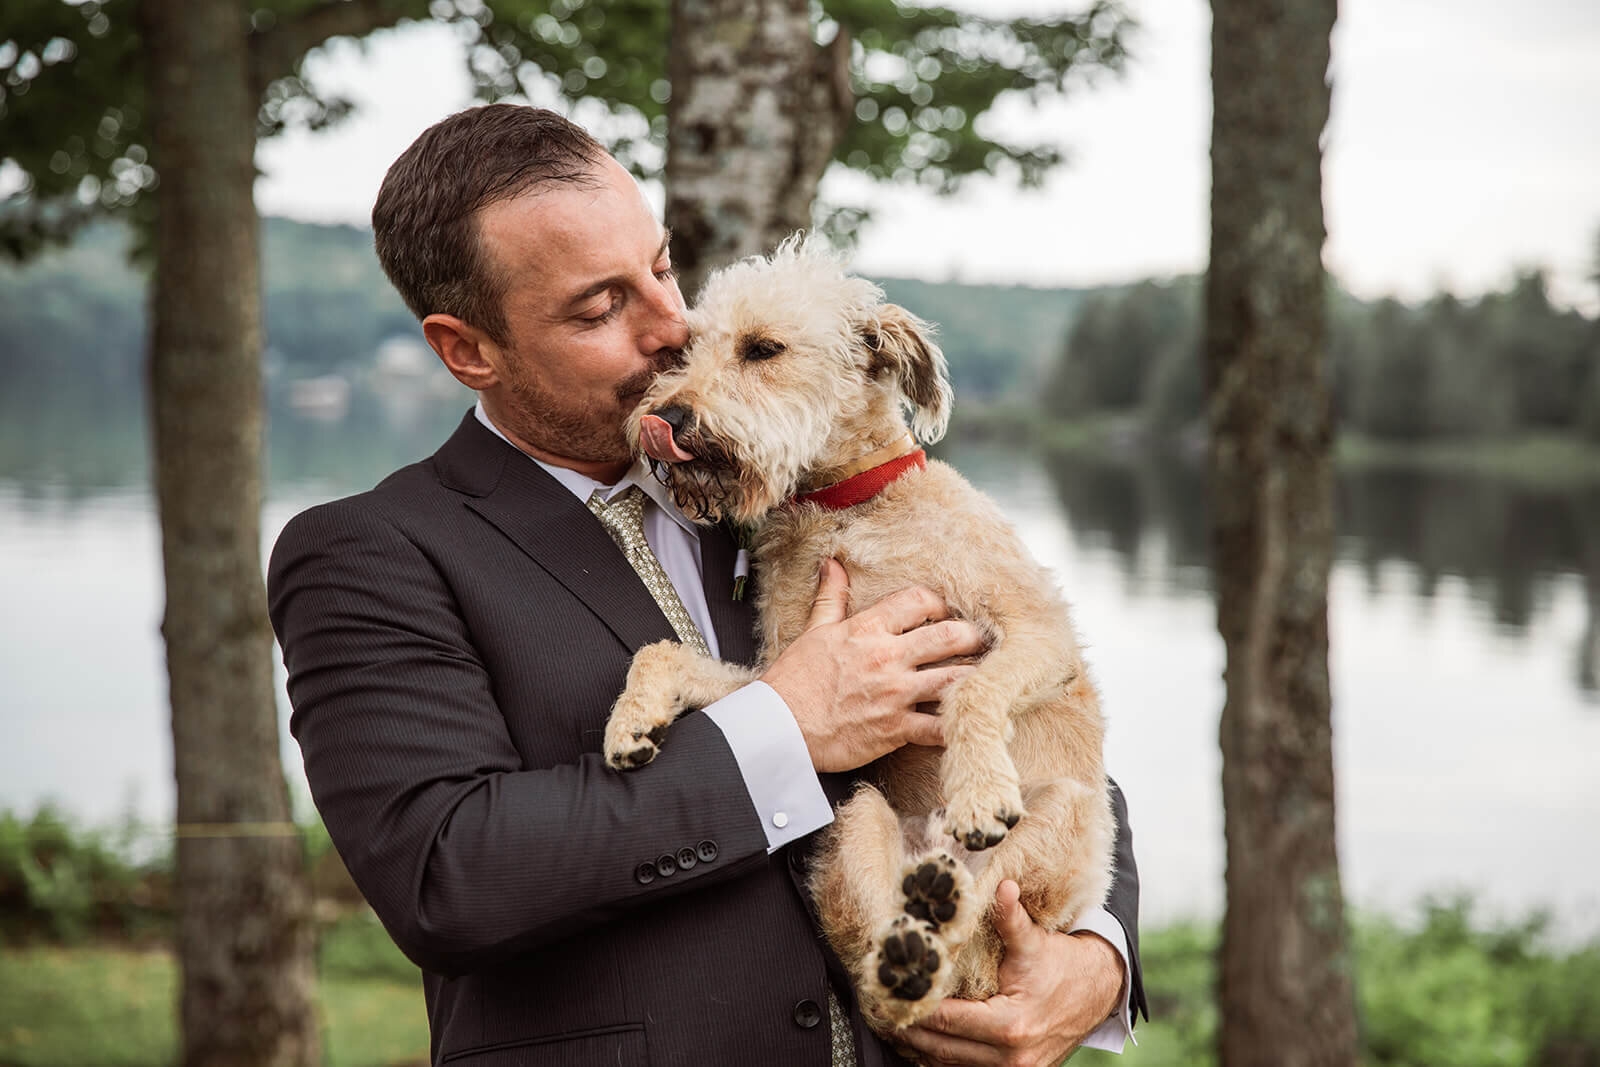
[1037,447,1600,702]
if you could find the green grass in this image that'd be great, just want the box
[0,947,176,1067]
[0,916,429,1067]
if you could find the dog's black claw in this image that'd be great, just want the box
[901,857,962,932]
[1000,809,1021,829]
[877,919,944,1002]
[957,824,1008,851]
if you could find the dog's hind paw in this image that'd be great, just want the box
[867,916,948,1009]
[899,854,968,933]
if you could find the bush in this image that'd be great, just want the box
[0,806,170,944]
[1079,899,1600,1067]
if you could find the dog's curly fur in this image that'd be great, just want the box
[603,236,1113,1034]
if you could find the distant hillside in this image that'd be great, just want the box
[0,218,1097,401]
[878,278,1092,400]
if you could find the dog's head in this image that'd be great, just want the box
[627,234,951,524]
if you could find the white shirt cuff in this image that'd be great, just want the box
[702,681,833,851]
[1069,905,1137,1052]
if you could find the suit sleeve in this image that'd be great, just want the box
[1104,778,1149,1022]
[268,502,771,978]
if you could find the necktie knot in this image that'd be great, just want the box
[588,485,649,549]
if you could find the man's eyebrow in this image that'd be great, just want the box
[562,231,674,309]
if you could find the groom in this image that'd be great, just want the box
[268,103,1145,1066]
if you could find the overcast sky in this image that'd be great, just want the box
[254,0,1600,311]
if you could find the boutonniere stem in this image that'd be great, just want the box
[729,522,755,601]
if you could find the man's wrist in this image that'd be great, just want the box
[1069,929,1127,1024]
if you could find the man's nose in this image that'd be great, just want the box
[640,281,689,353]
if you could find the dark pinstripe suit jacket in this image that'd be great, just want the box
[268,411,1145,1066]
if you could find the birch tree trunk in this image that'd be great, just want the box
[142,1,320,1063]
[1206,0,1358,1063]
[664,0,852,299]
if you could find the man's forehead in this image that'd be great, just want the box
[477,169,664,293]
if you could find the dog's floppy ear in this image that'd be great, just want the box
[861,303,952,443]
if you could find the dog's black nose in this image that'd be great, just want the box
[653,404,691,436]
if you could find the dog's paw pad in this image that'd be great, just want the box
[604,723,669,770]
[900,855,961,930]
[873,917,944,1002]
[945,804,1024,852]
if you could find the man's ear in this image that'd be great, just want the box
[423,313,502,391]
[861,303,952,443]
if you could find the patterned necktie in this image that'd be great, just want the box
[587,486,711,655]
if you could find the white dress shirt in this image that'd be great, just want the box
[474,400,1133,1051]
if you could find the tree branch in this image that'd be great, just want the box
[249,0,419,100]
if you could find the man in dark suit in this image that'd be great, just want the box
[268,104,1145,1066]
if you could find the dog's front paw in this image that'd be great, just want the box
[865,915,949,1023]
[943,784,1025,851]
[603,709,669,770]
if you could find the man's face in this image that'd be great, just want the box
[474,155,687,470]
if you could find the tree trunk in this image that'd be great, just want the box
[142,1,320,1064]
[664,0,852,299]
[1206,1,1357,1064]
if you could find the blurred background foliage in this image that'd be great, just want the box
[1043,259,1600,447]
[0,0,1129,257]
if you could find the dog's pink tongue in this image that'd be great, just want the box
[638,414,696,463]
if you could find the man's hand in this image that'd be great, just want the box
[897,880,1126,1067]
[761,559,983,773]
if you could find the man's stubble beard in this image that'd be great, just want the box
[498,353,668,467]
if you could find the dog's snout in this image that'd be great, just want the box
[652,404,692,437]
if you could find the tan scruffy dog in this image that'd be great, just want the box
[603,235,1114,1034]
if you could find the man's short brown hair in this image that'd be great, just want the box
[372,105,605,346]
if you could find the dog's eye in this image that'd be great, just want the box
[739,336,786,362]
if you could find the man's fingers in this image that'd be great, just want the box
[902,998,1013,1060]
[854,583,951,635]
[901,618,986,666]
[921,996,1008,1042]
[904,664,975,705]
[804,558,850,630]
[898,711,945,749]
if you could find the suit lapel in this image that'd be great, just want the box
[434,412,679,655]
[699,522,759,667]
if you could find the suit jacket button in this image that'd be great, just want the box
[655,853,677,878]
[696,839,719,863]
[792,999,822,1029]
[787,848,806,874]
[635,862,657,885]
[676,845,698,871]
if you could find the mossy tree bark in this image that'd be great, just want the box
[141,2,319,1063]
[664,0,852,299]
[1206,0,1359,1063]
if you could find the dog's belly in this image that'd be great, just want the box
[872,745,943,814]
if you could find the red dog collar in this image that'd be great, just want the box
[791,449,927,511]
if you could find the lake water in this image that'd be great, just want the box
[3,393,1598,939]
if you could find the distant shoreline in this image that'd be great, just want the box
[948,407,1600,490]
